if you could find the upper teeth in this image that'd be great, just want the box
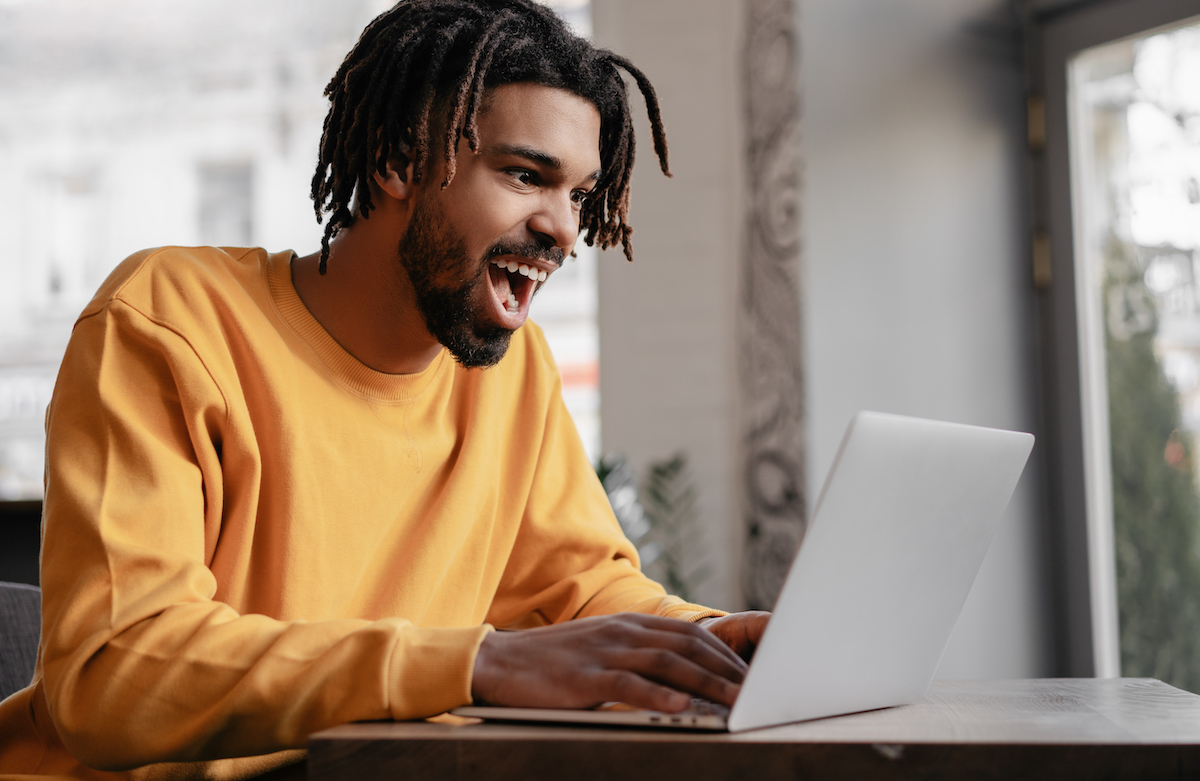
[492,259,547,282]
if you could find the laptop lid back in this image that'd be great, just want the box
[727,411,1034,732]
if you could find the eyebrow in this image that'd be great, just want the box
[486,144,602,183]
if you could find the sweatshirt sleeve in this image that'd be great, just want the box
[484,334,726,631]
[39,301,489,771]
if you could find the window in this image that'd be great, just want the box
[1070,16,1200,691]
[1035,0,1200,687]
[0,0,601,501]
[198,163,255,247]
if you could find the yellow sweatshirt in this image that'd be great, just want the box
[0,247,719,780]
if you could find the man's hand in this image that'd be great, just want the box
[696,611,771,662]
[471,614,749,713]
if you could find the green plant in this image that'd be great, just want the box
[640,454,712,603]
[1104,235,1200,693]
[597,452,711,604]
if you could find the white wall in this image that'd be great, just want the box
[596,0,1056,677]
[800,0,1053,679]
[594,0,746,612]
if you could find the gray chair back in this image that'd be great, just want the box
[0,582,41,700]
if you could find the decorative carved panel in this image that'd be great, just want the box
[739,0,806,610]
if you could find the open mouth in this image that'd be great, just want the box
[487,257,548,324]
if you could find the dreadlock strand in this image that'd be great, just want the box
[314,57,377,270]
[461,11,518,148]
[377,30,431,182]
[311,108,338,220]
[604,53,671,177]
[325,86,366,210]
[462,26,512,152]
[442,13,513,185]
[464,35,541,156]
[365,27,425,178]
[352,24,427,224]
[595,109,636,257]
[412,20,472,185]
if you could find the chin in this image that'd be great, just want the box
[442,325,514,369]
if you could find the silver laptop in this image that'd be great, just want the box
[453,411,1035,732]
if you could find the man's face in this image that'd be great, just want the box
[397,82,603,368]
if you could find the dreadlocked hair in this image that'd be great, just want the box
[311,0,671,274]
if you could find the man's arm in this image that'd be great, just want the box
[38,299,489,770]
[477,326,771,710]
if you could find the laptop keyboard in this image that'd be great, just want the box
[680,698,730,717]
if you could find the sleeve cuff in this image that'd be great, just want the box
[386,624,494,720]
[684,610,729,623]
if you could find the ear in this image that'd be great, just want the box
[372,153,417,202]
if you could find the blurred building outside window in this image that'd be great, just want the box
[198,162,255,247]
[1070,18,1200,692]
[0,0,600,500]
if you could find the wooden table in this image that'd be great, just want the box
[308,678,1200,780]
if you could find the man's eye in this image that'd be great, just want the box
[507,169,536,186]
[572,190,594,207]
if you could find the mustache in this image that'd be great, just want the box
[486,239,564,268]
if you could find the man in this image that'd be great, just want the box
[0,1,767,778]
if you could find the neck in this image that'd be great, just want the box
[292,224,442,375]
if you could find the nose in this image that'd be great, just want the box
[526,191,580,257]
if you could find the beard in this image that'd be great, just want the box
[396,194,514,369]
[396,192,566,369]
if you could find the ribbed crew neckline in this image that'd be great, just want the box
[264,250,449,403]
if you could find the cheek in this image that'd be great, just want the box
[437,175,532,256]
[459,186,527,235]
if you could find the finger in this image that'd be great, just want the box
[685,621,751,671]
[740,612,772,642]
[642,627,747,683]
[700,612,772,661]
[740,613,771,661]
[617,647,742,707]
[601,670,693,713]
[626,615,749,672]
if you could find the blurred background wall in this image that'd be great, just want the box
[594,0,748,620]
[802,0,1052,679]
[595,0,1055,678]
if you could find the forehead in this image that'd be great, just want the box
[477,83,602,173]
